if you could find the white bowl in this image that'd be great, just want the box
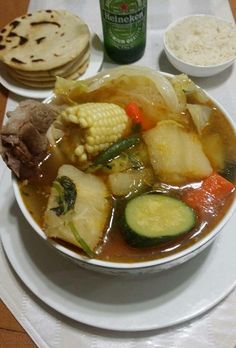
[12,77,236,276]
[163,15,236,77]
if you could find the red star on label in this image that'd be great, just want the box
[120,2,129,11]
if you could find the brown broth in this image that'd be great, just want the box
[19,100,236,263]
[20,170,235,263]
[97,193,234,262]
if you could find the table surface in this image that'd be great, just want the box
[0,1,236,347]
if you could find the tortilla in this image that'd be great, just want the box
[0,10,90,71]
[8,59,90,88]
[10,43,90,78]
[7,48,90,81]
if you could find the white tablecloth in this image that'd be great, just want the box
[1,1,236,347]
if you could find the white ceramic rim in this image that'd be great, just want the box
[163,14,236,69]
[12,71,236,271]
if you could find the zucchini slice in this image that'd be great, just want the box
[123,193,196,247]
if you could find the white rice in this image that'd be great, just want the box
[165,16,236,66]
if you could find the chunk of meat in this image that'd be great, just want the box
[0,99,59,179]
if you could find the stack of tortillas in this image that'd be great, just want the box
[0,9,91,88]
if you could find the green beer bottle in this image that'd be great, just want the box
[100,0,147,64]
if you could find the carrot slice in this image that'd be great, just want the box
[125,102,151,130]
[125,102,143,123]
[202,173,235,200]
[183,173,235,218]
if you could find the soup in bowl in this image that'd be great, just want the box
[2,66,236,275]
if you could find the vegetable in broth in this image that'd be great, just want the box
[123,194,196,247]
[15,67,235,261]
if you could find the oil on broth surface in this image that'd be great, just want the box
[20,100,236,263]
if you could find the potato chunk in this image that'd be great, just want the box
[44,164,111,254]
[108,169,154,196]
[143,121,212,184]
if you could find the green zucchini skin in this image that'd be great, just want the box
[123,193,196,248]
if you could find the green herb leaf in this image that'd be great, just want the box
[69,221,95,258]
[51,176,77,216]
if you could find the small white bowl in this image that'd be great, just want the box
[163,15,236,77]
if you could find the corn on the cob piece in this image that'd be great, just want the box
[61,103,129,163]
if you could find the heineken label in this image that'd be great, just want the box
[103,9,144,24]
[101,0,147,50]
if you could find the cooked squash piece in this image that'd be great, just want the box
[108,168,155,196]
[170,75,187,112]
[171,74,209,105]
[143,120,213,184]
[187,104,212,134]
[124,194,196,247]
[202,133,225,170]
[44,164,111,254]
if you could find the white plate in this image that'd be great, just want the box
[0,32,104,99]
[0,169,235,332]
